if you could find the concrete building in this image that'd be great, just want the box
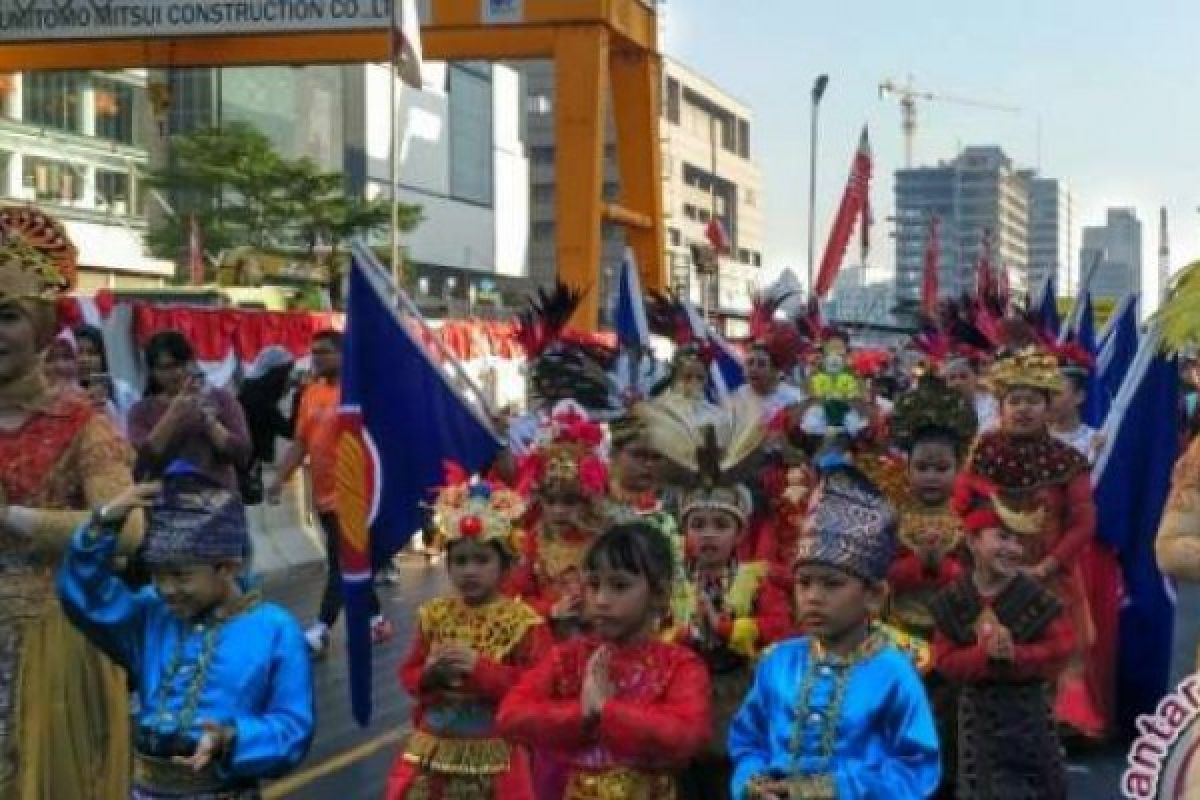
[167,62,532,313]
[0,70,174,289]
[1080,208,1142,303]
[893,146,1029,308]
[523,56,765,333]
[1020,171,1075,296]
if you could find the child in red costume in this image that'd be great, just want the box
[931,477,1075,800]
[504,402,610,638]
[966,347,1106,738]
[497,523,712,799]
[386,469,549,800]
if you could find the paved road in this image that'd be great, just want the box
[259,557,1200,799]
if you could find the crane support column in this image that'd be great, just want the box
[555,26,609,329]
[610,47,667,296]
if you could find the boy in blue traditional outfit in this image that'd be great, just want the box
[727,467,941,799]
[57,466,315,799]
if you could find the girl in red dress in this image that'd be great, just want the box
[497,523,712,800]
[386,468,549,800]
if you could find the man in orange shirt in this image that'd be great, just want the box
[268,330,393,656]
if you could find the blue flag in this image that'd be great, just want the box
[1097,294,1140,421]
[1072,292,1105,427]
[1036,274,1060,338]
[336,244,501,725]
[1093,330,1179,734]
[613,247,650,349]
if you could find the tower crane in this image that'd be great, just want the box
[879,77,1020,167]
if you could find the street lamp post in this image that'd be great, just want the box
[807,74,830,297]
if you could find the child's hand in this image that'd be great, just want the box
[172,721,231,772]
[96,482,161,527]
[439,644,479,675]
[748,776,792,799]
[985,624,1014,661]
[581,645,612,719]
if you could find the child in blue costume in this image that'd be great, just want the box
[728,466,941,799]
[57,466,315,800]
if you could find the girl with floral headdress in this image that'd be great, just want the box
[637,399,790,800]
[964,346,1106,738]
[506,402,610,639]
[386,465,548,800]
[0,206,143,798]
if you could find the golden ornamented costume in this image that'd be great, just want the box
[0,207,142,799]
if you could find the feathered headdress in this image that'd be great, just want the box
[638,397,764,523]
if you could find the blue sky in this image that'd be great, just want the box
[665,0,1200,304]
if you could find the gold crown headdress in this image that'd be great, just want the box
[987,346,1065,394]
[0,206,77,302]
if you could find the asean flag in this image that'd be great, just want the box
[336,243,501,725]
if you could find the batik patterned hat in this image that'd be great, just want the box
[794,466,898,583]
[143,463,248,565]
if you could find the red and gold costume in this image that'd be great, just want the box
[964,357,1104,738]
[0,207,141,799]
[386,597,550,800]
[496,636,711,800]
[387,467,548,800]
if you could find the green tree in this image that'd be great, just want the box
[143,122,421,298]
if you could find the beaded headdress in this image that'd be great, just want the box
[143,464,248,565]
[0,206,77,302]
[987,346,1066,394]
[794,466,898,583]
[890,374,978,453]
[430,462,527,554]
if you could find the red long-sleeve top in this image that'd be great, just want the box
[888,549,964,594]
[933,606,1075,684]
[398,597,551,735]
[496,636,712,769]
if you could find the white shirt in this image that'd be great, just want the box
[1052,423,1104,465]
[730,382,806,423]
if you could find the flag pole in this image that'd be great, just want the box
[389,0,402,294]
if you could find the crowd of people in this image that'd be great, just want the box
[4,203,1200,800]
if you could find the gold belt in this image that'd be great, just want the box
[565,768,676,800]
[402,730,511,775]
[133,752,229,794]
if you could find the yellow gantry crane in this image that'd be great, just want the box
[879,77,1020,167]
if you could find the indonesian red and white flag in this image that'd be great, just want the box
[392,0,424,90]
[705,217,731,255]
[188,214,204,286]
[815,126,872,298]
[921,214,940,316]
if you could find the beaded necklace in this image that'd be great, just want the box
[150,591,262,736]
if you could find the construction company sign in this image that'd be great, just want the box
[0,0,396,41]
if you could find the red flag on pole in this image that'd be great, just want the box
[392,0,424,89]
[188,214,204,285]
[815,126,872,298]
[921,214,940,316]
[705,217,731,255]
